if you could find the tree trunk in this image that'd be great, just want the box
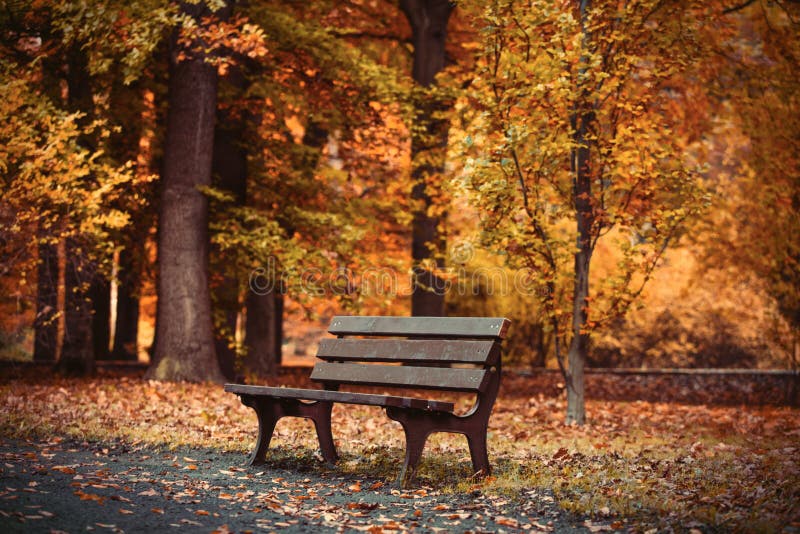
[57,238,95,376]
[566,252,590,425]
[111,247,140,360]
[244,288,283,377]
[33,53,67,364]
[147,1,228,383]
[400,0,454,317]
[57,44,96,374]
[107,77,149,362]
[214,309,238,380]
[566,139,592,423]
[239,117,326,377]
[530,323,548,368]
[564,0,595,426]
[33,242,58,362]
[90,276,111,359]
[211,67,248,381]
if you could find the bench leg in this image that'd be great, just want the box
[242,397,280,466]
[386,407,432,488]
[386,406,494,486]
[239,396,339,466]
[466,430,490,477]
[310,402,338,465]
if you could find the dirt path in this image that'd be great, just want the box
[0,438,599,533]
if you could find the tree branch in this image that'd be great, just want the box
[723,0,757,14]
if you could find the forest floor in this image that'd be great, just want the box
[0,437,583,533]
[0,366,799,532]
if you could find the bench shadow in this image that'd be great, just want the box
[243,442,524,492]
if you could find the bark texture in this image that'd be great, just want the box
[33,242,58,362]
[400,0,454,317]
[58,238,96,376]
[147,1,227,383]
[565,0,595,425]
[244,288,283,377]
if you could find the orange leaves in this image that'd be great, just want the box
[52,465,76,474]
[552,447,570,461]
[74,490,105,504]
[176,15,268,74]
[3,369,799,531]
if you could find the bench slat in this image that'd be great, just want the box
[328,316,510,339]
[316,338,500,365]
[224,384,453,412]
[310,362,490,392]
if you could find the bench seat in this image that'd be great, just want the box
[224,384,454,412]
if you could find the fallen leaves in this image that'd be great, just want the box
[51,466,76,474]
[74,490,106,504]
[0,370,798,532]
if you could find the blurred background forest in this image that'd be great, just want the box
[1,0,798,381]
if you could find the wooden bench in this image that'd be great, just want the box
[224,315,510,486]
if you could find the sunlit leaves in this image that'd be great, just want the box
[177,14,269,75]
[0,62,151,282]
[47,0,176,83]
[459,0,711,356]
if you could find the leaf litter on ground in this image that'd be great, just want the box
[0,368,798,531]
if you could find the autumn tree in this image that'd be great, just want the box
[462,0,709,423]
[398,0,455,317]
[698,1,800,369]
[0,1,159,370]
[147,1,234,383]
[0,61,143,369]
[108,79,157,361]
[204,2,413,377]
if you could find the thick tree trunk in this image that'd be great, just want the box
[33,242,59,362]
[57,238,96,376]
[111,247,140,360]
[244,288,283,377]
[400,0,454,317]
[147,2,227,383]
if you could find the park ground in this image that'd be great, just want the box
[1,367,799,532]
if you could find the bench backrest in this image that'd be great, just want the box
[310,316,510,394]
